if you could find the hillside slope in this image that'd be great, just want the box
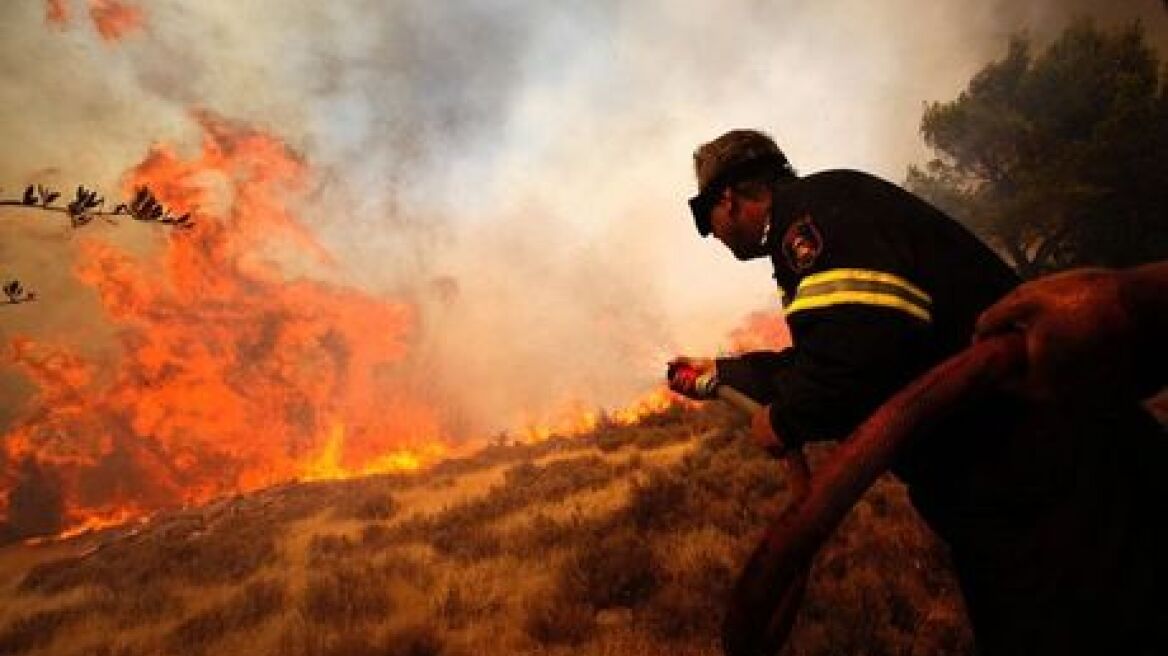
[0,404,972,656]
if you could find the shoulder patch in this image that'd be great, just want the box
[782,214,823,273]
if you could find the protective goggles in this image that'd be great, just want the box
[688,153,788,237]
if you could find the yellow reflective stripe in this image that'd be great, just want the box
[797,269,930,306]
[786,290,932,323]
[784,268,933,323]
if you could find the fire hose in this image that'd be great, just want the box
[692,334,1026,656]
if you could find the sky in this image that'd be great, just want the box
[2,0,1166,439]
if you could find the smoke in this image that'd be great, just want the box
[2,1,1167,459]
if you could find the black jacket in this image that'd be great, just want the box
[715,170,1167,655]
[717,169,1018,447]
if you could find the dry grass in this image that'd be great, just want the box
[0,403,973,656]
[558,526,662,610]
[303,560,395,627]
[19,511,279,595]
[166,578,286,654]
[0,602,88,655]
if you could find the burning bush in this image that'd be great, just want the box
[1,112,444,541]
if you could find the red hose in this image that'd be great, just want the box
[722,334,1025,656]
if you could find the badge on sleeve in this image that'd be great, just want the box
[782,215,823,272]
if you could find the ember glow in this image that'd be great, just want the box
[728,310,792,353]
[88,0,143,42]
[518,387,685,443]
[44,0,144,41]
[45,0,68,27]
[1,111,452,537]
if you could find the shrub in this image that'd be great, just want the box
[507,511,596,556]
[388,455,623,560]
[624,468,691,532]
[89,583,186,628]
[427,521,503,561]
[336,490,398,521]
[640,582,721,639]
[642,548,732,640]
[276,620,446,656]
[558,527,661,609]
[19,514,279,593]
[165,578,286,653]
[378,551,437,591]
[0,604,86,655]
[304,562,394,626]
[523,592,595,645]
[307,533,359,566]
[360,522,393,550]
[594,428,633,452]
[18,555,87,594]
[380,622,445,656]
[79,639,141,656]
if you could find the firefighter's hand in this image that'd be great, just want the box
[750,405,787,457]
[667,356,719,400]
[975,268,1139,401]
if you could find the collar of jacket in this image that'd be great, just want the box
[763,177,804,252]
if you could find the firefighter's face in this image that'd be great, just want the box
[709,187,772,260]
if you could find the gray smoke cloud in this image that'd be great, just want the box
[2,0,1166,439]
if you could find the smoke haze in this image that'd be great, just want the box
[2,0,1166,464]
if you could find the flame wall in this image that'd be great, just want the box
[2,0,1165,538]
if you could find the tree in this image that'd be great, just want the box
[908,20,1168,279]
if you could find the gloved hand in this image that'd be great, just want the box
[667,356,720,400]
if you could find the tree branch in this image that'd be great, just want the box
[2,184,194,307]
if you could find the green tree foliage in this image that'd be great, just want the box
[909,20,1168,278]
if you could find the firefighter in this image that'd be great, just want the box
[669,129,1167,655]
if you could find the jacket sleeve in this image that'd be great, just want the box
[712,305,933,447]
[715,350,796,404]
[764,306,933,447]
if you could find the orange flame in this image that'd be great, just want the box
[517,386,687,443]
[42,0,144,41]
[727,309,791,353]
[45,0,69,27]
[88,0,144,41]
[2,110,450,538]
